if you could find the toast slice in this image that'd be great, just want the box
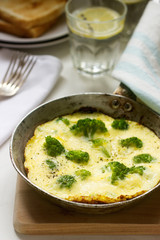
[0,18,58,38]
[0,0,67,29]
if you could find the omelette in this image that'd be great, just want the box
[24,112,160,203]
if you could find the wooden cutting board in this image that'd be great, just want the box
[13,175,160,235]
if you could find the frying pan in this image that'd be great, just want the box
[10,89,160,214]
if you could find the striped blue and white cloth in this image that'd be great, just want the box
[112,1,160,115]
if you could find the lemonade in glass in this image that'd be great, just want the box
[65,0,127,75]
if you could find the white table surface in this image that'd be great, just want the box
[0,39,160,240]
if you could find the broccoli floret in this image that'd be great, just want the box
[91,138,105,147]
[66,150,89,164]
[120,137,143,148]
[133,153,154,163]
[57,175,76,188]
[44,136,65,157]
[106,161,130,184]
[111,119,129,130]
[46,159,57,170]
[75,169,91,180]
[56,117,70,126]
[91,138,110,158]
[129,166,145,175]
[104,161,145,184]
[70,118,107,138]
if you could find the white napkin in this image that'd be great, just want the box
[112,1,160,115]
[0,48,62,146]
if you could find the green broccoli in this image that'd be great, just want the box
[111,119,129,130]
[56,117,70,126]
[129,166,145,175]
[133,153,154,163]
[105,161,130,184]
[70,118,107,138]
[57,175,76,188]
[66,150,89,164]
[44,136,65,157]
[91,138,110,158]
[104,161,145,184]
[75,169,91,180]
[46,159,57,170]
[91,138,105,147]
[120,137,143,148]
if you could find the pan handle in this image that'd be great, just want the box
[113,83,137,101]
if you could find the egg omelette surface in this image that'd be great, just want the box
[24,112,160,203]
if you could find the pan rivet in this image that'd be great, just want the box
[111,99,120,109]
[124,102,132,111]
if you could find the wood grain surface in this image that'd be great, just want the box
[13,175,160,235]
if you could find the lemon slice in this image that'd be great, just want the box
[69,7,124,39]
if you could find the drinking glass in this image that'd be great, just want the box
[65,0,127,75]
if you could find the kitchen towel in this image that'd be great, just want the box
[0,48,62,146]
[112,1,160,115]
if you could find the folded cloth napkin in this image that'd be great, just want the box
[112,1,160,115]
[0,48,62,146]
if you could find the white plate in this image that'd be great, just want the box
[0,35,69,49]
[0,14,69,48]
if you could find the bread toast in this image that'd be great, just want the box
[0,0,67,29]
[0,18,58,38]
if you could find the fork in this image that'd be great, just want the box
[0,51,37,97]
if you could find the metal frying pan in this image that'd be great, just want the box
[10,91,160,214]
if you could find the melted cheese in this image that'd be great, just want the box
[24,112,160,203]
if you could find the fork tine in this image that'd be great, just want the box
[6,52,27,86]
[8,53,29,86]
[17,54,33,78]
[2,51,18,84]
[19,57,37,88]
[11,55,37,89]
[21,55,36,76]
